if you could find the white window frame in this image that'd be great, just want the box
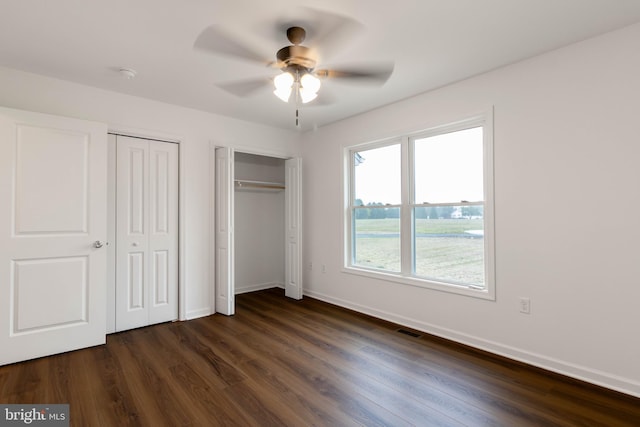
[343,111,495,300]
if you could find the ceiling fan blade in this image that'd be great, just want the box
[194,25,271,65]
[316,62,394,85]
[216,77,272,97]
[297,8,364,64]
[254,7,364,64]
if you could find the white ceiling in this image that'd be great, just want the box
[2,0,640,131]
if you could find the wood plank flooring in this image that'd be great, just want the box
[1,288,639,426]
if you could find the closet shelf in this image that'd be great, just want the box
[234,179,285,191]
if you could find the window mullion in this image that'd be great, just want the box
[400,136,412,275]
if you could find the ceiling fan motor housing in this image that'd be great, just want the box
[276,45,316,70]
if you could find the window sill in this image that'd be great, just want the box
[342,266,496,301]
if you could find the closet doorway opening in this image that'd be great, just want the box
[212,148,302,316]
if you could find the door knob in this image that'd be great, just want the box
[93,240,105,249]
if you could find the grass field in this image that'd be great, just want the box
[354,218,484,285]
[355,218,483,234]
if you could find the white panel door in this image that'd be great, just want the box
[285,158,303,300]
[0,106,107,365]
[148,140,179,324]
[115,136,178,331]
[215,147,234,315]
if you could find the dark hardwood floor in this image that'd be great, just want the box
[1,288,639,426]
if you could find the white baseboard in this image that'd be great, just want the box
[186,284,284,319]
[235,282,284,295]
[185,307,213,320]
[304,289,640,399]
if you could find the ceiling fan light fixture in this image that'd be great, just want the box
[299,88,318,103]
[274,86,292,102]
[274,72,294,91]
[273,71,294,102]
[299,73,320,104]
[274,68,322,104]
[300,73,321,93]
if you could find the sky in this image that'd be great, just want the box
[354,127,484,205]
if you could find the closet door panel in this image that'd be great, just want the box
[148,141,178,324]
[214,147,234,315]
[285,158,303,300]
[127,252,145,309]
[116,137,178,331]
[116,137,150,331]
[153,250,169,305]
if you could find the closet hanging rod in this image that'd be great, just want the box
[235,179,285,190]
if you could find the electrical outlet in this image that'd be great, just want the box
[519,297,531,314]
[309,262,313,271]
[322,264,326,273]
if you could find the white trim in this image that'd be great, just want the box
[400,136,412,274]
[304,289,640,399]
[235,282,284,295]
[108,125,181,144]
[232,143,293,160]
[185,307,212,320]
[106,135,117,334]
[178,139,187,321]
[482,107,496,300]
[341,266,495,300]
[208,142,216,316]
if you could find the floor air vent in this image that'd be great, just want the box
[396,328,421,338]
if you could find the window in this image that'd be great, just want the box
[352,143,401,272]
[345,113,495,298]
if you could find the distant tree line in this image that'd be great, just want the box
[354,201,400,219]
[419,206,483,219]
[355,200,482,220]
[416,206,453,219]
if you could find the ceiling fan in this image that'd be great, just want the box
[194,11,394,114]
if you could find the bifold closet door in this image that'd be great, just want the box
[285,157,302,300]
[214,146,234,316]
[115,136,178,332]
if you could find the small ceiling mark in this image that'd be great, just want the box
[119,68,137,79]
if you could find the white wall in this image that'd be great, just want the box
[234,153,286,293]
[0,66,300,320]
[301,23,640,397]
